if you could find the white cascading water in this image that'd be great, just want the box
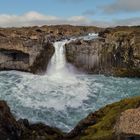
[47,40,69,76]
[47,38,80,84]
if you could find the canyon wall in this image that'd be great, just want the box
[65,26,140,77]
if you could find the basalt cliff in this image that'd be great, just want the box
[65,26,140,77]
[0,27,55,74]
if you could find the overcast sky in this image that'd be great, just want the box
[0,0,140,27]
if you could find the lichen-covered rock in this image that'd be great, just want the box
[65,26,140,77]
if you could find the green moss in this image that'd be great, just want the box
[75,96,140,140]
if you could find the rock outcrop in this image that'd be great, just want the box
[65,39,104,74]
[65,26,140,77]
[0,101,21,140]
[0,28,55,74]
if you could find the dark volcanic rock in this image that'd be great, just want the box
[0,101,21,140]
[65,26,140,77]
[20,123,63,140]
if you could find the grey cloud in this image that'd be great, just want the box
[103,0,140,14]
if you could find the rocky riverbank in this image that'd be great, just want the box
[0,96,140,140]
[65,26,140,77]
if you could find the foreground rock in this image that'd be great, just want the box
[0,101,21,140]
[0,96,140,140]
[65,26,140,77]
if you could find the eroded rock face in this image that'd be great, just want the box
[65,26,140,77]
[65,39,104,73]
[0,29,55,74]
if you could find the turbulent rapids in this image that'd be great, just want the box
[0,34,139,132]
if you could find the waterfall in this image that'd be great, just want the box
[47,39,70,76]
[47,33,99,76]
